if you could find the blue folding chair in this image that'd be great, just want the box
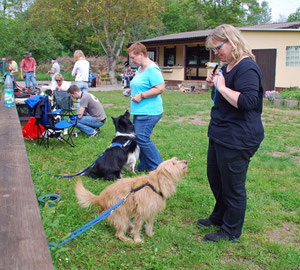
[26,95,78,149]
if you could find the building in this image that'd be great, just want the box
[134,21,300,91]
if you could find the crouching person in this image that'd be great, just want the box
[68,85,106,137]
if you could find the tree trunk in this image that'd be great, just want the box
[107,54,117,84]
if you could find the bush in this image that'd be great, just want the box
[280,89,300,101]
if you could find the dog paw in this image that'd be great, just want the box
[116,233,133,243]
[147,232,154,237]
[133,238,144,243]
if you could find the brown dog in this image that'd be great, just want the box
[75,157,188,243]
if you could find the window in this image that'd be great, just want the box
[147,50,156,62]
[286,46,300,66]
[186,46,209,68]
[164,47,176,66]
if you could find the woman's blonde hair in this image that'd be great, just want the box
[127,42,148,57]
[206,24,255,62]
[54,73,64,81]
[73,50,85,61]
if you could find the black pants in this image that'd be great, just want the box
[207,139,258,238]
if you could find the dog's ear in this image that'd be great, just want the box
[152,165,176,200]
[124,110,130,119]
[111,116,118,126]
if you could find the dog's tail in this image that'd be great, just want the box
[75,178,99,208]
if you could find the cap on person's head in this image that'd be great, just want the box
[24,52,32,57]
[51,57,56,60]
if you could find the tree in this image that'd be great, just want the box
[0,0,34,17]
[199,0,271,28]
[288,7,300,22]
[161,0,204,34]
[0,16,63,62]
[30,0,165,83]
[246,0,272,25]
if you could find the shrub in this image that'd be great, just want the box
[280,89,300,101]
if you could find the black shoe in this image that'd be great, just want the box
[204,229,240,243]
[197,218,220,228]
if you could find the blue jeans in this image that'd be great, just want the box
[75,82,89,93]
[73,116,105,136]
[133,114,163,171]
[25,72,37,88]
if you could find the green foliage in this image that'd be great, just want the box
[161,0,204,34]
[280,89,300,101]
[288,7,300,22]
[201,0,272,28]
[0,16,63,62]
[25,91,299,269]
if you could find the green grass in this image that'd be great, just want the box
[25,91,300,269]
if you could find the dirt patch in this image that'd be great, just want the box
[265,108,300,115]
[268,151,300,163]
[174,115,207,125]
[173,110,210,125]
[287,146,300,153]
[265,222,299,246]
[268,152,288,158]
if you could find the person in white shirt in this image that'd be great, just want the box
[51,74,71,91]
[48,57,60,83]
[72,50,90,93]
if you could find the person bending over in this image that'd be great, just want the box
[68,85,106,138]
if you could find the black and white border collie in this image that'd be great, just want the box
[85,110,140,180]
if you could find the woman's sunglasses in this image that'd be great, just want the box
[212,42,225,52]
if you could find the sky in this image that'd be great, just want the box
[259,0,300,21]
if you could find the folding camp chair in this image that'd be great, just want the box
[26,95,78,149]
[53,90,75,115]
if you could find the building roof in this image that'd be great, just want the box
[135,21,300,45]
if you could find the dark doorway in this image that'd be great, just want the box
[252,49,276,91]
[185,46,209,80]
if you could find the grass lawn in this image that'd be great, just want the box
[25,90,299,269]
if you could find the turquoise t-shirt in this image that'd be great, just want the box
[130,62,164,115]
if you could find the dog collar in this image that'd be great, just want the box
[110,140,132,149]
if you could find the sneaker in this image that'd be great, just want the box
[89,129,99,138]
[197,218,220,228]
[204,229,240,243]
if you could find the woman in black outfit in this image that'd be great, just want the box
[198,24,264,242]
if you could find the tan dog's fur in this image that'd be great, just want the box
[75,157,188,243]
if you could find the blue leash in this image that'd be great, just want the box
[213,69,223,105]
[48,197,126,250]
[48,180,152,250]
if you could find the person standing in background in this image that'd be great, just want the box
[72,50,90,93]
[48,57,60,83]
[20,52,37,89]
[7,57,19,84]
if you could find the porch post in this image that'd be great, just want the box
[156,47,160,65]
[183,45,187,81]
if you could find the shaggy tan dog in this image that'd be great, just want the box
[75,157,188,243]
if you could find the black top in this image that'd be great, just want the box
[208,57,264,150]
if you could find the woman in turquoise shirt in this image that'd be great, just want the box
[127,42,165,171]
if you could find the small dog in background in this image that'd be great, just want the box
[75,157,188,243]
[85,110,140,180]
